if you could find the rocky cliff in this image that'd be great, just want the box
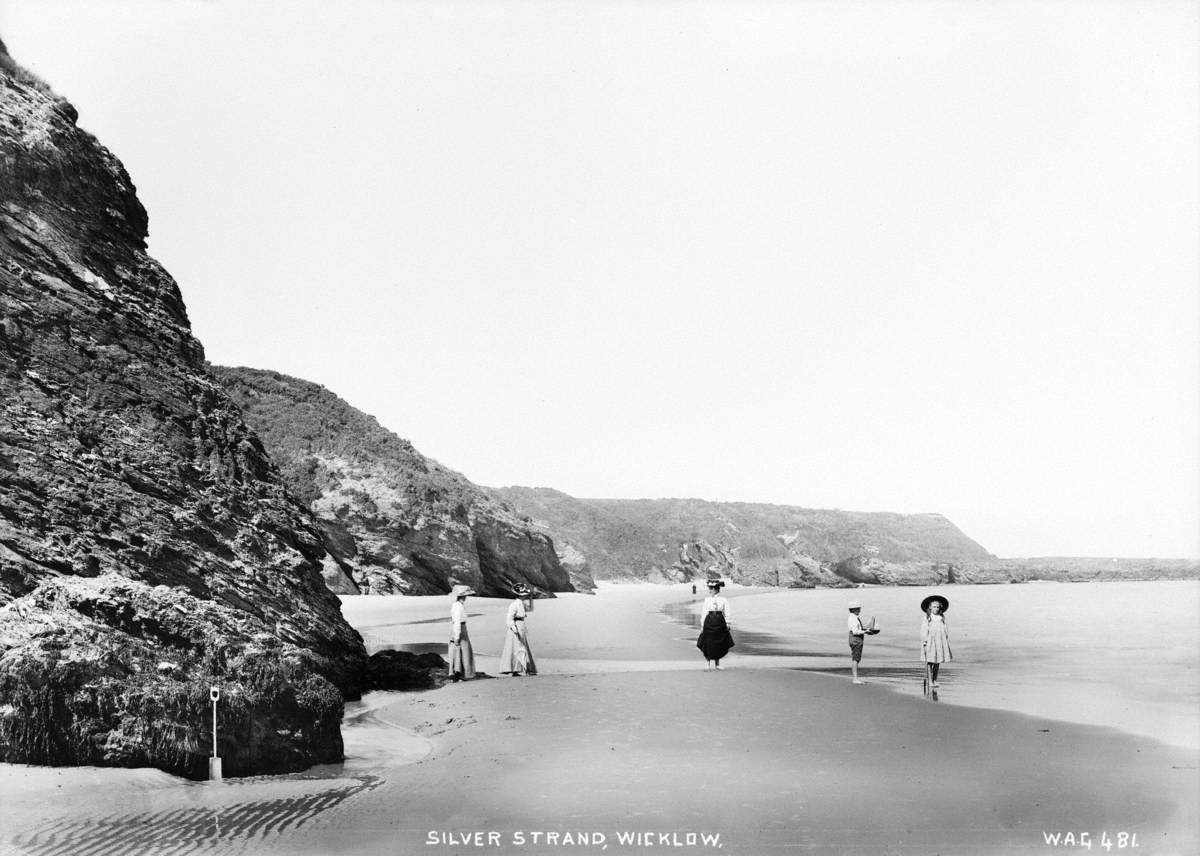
[492,489,1198,585]
[211,366,587,597]
[490,488,996,585]
[0,44,366,778]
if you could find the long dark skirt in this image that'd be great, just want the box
[696,611,734,661]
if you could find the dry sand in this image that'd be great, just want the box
[2,583,1197,855]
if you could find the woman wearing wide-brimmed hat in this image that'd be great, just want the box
[696,578,734,670]
[498,582,538,677]
[920,594,952,688]
[448,584,477,681]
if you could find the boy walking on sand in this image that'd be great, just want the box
[848,601,869,684]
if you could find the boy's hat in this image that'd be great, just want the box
[848,600,862,610]
[706,578,725,589]
[512,582,531,595]
[920,594,950,613]
[450,584,475,598]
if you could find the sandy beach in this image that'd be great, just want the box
[2,583,1197,856]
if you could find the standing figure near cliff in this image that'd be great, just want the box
[920,594,952,688]
[448,585,476,681]
[696,578,734,670]
[498,582,537,676]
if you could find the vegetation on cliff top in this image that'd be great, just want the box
[209,366,486,516]
[211,365,582,596]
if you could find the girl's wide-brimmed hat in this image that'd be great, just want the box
[512,582,531,595]
[450,584,476,598]
[920,594,950,613]
[705,578,725,589]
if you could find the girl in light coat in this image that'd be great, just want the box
[920,594,952,688]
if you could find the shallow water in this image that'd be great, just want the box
[666,579,1200,749]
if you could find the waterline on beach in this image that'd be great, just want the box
[663,580,1200,750]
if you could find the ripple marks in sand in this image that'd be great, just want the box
[9,775,381,856]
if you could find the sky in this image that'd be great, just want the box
[2,1,1197,558]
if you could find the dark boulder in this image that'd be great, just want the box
[366,650,448,691]
[0,576,347,779]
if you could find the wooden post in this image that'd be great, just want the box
[208,687,223,781]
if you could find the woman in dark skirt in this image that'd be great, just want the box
[696,578,734,670]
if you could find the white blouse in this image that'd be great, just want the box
[506,599,527,630]
[702,595,729,619]
[450,600,467,641]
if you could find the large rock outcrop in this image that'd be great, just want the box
[0,45,365,777]
[211,366,587,597]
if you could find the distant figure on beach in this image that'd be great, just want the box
[692,582,697,595]
[499,582,537,677]
[920,594,952,688]
[696,578,734,670]
[448,584,477,681]
[847,600,877,684]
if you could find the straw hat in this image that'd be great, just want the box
[450,584,476,598]
[920,594,949,613]
[847,600,862,610]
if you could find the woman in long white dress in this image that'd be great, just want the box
[920,594,952,688]
[448,584,476,681]
[498,582,537,676]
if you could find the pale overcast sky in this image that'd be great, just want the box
[3,1,1197,558]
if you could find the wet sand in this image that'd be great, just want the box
[2,583,1197,855]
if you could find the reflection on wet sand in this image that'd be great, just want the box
[660,598,943,699]
[5,692,426,856]
[660,598,863,658]
[11,775,381,856]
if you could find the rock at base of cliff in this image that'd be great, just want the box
[366,650,449,691]
[0,575,350,780]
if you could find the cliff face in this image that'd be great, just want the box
[490,488,995,585]
[211,366,587,597]
[485,488,662,580]
[0,50,365,777]
[492,490,1199,585]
